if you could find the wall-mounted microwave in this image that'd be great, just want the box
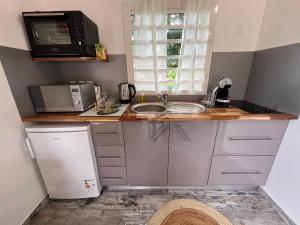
[22,11,99,58]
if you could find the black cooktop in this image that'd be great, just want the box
[230,100,279,114]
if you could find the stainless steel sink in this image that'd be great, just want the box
[131,102,206,114]
[167,102,206,113]
[131,103,167,113]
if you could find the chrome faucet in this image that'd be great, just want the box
[157,93,168,105]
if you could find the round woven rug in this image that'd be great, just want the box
[148,199,233,225]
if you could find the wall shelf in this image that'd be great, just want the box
[32,56,108,62]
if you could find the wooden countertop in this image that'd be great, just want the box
[22,106,297,123]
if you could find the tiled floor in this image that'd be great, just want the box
[29,187,292,225]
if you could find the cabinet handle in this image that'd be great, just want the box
[221,171,262,175]
[25,137,35,159]
[94,133,118,136]
[102,177,123,180]
[152,124,169,142]
[174,123,191,143]
[228,137,273,141]
[99,156,121,159]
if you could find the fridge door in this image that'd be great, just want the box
[27,129,100,199]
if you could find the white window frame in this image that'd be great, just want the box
[122,1,215,95]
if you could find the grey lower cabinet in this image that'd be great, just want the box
[168,121,218,185]
[123,121,169,186]
[208,120,289,185]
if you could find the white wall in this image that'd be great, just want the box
[263,119,300,224]
[257,0,300,50]
[258,1,300,224]
[0,0,267,53]
[0,62,46,225]
[213,0,266,52]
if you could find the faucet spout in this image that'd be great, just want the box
[157,93,168,105]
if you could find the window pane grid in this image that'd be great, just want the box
[131,11,211,94]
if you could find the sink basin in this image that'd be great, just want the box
[131,103,167,113]
[167,102,206,113]
[131,102,206,114]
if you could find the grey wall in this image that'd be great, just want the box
[245,43,300,115]
[60,52,253,100]
[209,52,254,99]
[60,55,128,98]
[0,46,64,117]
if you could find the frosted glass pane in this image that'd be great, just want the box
[156,45,167,56]
[182,58,193,68]
[197,29,209,41]
[156,30,167,40]
[132,45,153,56]
[196,43,207,55]
[134,70,155,81]
[195,58,205,68]
[194,69,205,80]
[185,29,196,39]
[198,12,209,26]
[179,70,192,80]
[134,15,151,26]
[159,81,175,92]
[194,81,203,91]
[132,30,152,41]
[133,58,154,69]
[135,82,155,92]
[178,82,192,91]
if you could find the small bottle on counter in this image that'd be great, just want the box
[139,91,146,103]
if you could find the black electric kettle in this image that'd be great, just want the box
[119,83,136,104]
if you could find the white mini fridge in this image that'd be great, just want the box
[26,123,101,199]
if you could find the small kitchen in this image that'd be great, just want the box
[1,1,300,225]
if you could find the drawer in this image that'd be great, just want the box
[98,167,127,185]
[91,122,124,146]
[96,146,126,166]
[95,145,125,157]
[91,122,123,134]
[208,156,275,185]
[214,121,288,155]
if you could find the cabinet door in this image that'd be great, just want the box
[168,121,218,185]
[123,121,169,186]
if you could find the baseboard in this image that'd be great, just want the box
[107,185,260,191]
[259,187,296,225]
[22,195,48,225]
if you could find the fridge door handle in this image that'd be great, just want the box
[25,137,35,159]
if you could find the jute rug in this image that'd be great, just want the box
[148,199,233,225]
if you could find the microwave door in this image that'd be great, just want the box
[40,86,75,112]
[23,14,80,56]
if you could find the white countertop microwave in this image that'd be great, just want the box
[29,83,96,112]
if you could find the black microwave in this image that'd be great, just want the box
[22,11,99,58]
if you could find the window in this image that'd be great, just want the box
[123,2,217,95]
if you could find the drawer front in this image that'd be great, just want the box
[99,167,127,185]
[91,122,123,134]
[95,146,125,166]
[214,121,288,155]
[208,156,275,185]
[91,122,124,146]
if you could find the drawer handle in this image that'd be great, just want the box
[221,171,263,175]
[99,156,121,159]
[228,137,273,141]
[102,177,123,180]
[95,133,118,136]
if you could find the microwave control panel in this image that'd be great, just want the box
[70,85,84,111]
